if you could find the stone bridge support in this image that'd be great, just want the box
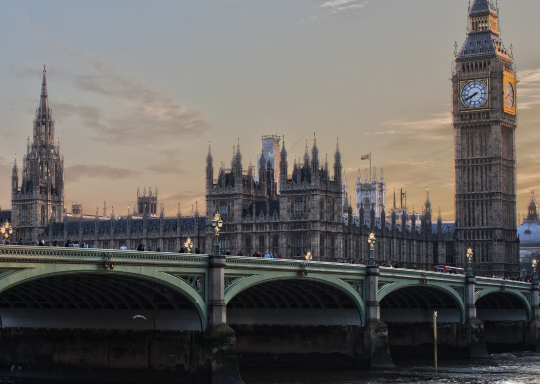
[207,255,244,384]
[363,265,394,369]
[465,276,490,358]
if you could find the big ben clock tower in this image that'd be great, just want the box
[453,0,519,277]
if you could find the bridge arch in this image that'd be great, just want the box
[379,283,465,323]
[475,289,530,321]
[224,273,365,326]
[0,263,207,330]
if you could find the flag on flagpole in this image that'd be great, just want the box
[361,154,370,160]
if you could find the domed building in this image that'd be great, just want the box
[517,192,540,248]
[517,192,540,278]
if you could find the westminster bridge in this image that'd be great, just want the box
[0,246,537,383]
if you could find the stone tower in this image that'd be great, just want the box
[355,168,386,217]
[135,187,158,217]
[11,66,65,242]
[453,0,519,276]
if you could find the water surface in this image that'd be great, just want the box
[0,352,538,384]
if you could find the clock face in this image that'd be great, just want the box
[461,81,488,109]
[505,82,514,109]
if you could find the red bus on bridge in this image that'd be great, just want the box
[433,265,465,275]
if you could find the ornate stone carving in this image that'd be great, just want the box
[224,275,254,294]
[167,274,205,300]
[342,280,362,296]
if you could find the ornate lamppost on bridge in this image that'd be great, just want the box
[305,251,312,261]
[0,221,13,245]
[212,213,223,255]
[467,248,474,276]
[367,233,376,266]
[184,238,193,254]
[533,259,538,284]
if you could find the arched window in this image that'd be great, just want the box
[295,199,304,216]
[319,200,325,220]
[272,235,279,255]
[220,202,228,215]
[40,206,45,225]
[51,207,56,222]
[258,236,265,253]
[22,206,28,222]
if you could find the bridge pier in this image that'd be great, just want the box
[464,276,490,358]
[363,266,394,369]
[207,255,244,384]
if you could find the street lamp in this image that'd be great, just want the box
[184,237,193,254]
[533,259,538,284]
[367,233,376,266]
[467,248,474,276]
[0,221,13,244]
[212,213,223,255]
[305,251,312,261]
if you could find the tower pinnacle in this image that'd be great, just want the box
[40,66,48,110]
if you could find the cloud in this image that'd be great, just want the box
[145,162,186,175]
[518,67,540,109]
[13,51,209,148]
[302,0,369,21]
[65,164,136,184]
[320,0,369,14]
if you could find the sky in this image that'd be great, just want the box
[1,0,539,221]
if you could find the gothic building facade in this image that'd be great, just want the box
[6,0,520,276]
[204,136,457,270]
[453,0,519,276]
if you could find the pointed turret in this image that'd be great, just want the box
[311,133,319,174]
[333,139,342,185]
[342,171,348,212]
[380,168,384,183]
[11,155,18,194]
[456,0,510,62]
[527,191,539,220]
[280,137,288,185]
[206,142,214,189]
[364,169,369,184]
[258,149,267,187]
[235,139,242,179]
[303,141,310,168]
[356,169,362,187]
[424,188,432,224]
[372,167,377,183]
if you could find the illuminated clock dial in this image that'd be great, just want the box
[461,81,488,109]
[505,82,514,109]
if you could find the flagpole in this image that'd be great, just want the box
[370,153,372,181]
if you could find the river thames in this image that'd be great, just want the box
[0,352,538,384]
[241,353,540,384]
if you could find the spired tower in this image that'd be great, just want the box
[12,67,65,242]
[453,0,519,276]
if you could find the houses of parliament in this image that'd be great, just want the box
[3,0,520,276]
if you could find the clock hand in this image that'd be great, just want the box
[465,92,479,101]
